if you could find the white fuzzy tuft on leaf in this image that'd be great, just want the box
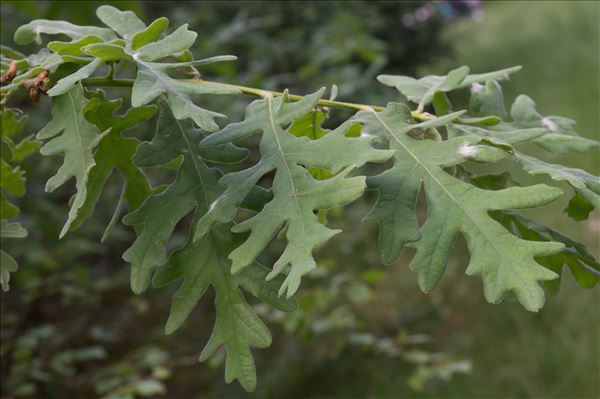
[458,143,478,158]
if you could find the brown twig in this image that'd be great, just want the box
[0,61,17,85]
[22,70,49,102]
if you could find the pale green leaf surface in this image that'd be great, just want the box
[456,115,502,126]
[123,103,248,294]
[128,35,238,132]
[133,24,196,62]
[96,5,146,38]
[47,35,105,56]
[36,84,107,238]
[0,220,27,291]
[0,251,18,292]
[516,153,600,210]
[130,64,237,132]
[69,90,157,232]
[355,103,563,311]
[124,103,294,391]
[377,65,521,106]
[82,43,128,62]
[451,123,547,146]
[14,20,116,45]
[131,17,169,50]
[510,95,599,154]
[496,211,599,292]
[153,224,295,392]
[456,82,600,219]
[0,219,27,239]
[25,48,63,71]
[469,79,509,119]
[48,58,103,96]
[197,91,393,297]
[469,174,598,291]
[361,110,465,264]
[461,82,598,154]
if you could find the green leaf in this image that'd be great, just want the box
[361,110,465,264]
[564,192,595,221]
[456,83,600,220]
[1,50,64,94]
[450,133,599,221]
[286,108,363,226]
[36,84,108,238]
[495,211,599,293]
[23,5,236,133]
[432,91,451,116]
[96,5,146,39]
[355,103,563,311]
[510,95,599,154]
[132,24,196,62]
[0,220,27,291]
[197,91,393,297]
[469,79,508,119]
[82,43,128,62]
[0,160,25,198]
[450,123,547,146]
[25,48,64,71]
[122,102,247,294]
[0,109,34,220]
[124,103,294,391]
[116,12,238,132]
[1,45,29,72]
[456,115,502,126]
[69,90,157,232]
[377,65,521,106]
[515,153,599,217]
[0,220,27,239]
[0,194,19,220]
[131,18,169,50]
[468,172,519,191]
[47,35,105,56]
[12,136,41,163]
[0,109,28,141]
[288,109,341,184]
[47,58,103,96]
[131,63,238,131]
[14,20,116,45]
[153,225,295,392]
[470,176,598,291]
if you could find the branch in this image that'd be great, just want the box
[80,77,433,121]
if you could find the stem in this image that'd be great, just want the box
[80,77,433,120]
[81,76,133,87]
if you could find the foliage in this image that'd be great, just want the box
[0,4,598,394]
[0,107,37,291]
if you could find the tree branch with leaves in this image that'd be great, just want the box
[0,5,598,392]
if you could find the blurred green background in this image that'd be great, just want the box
[1,1,598,398]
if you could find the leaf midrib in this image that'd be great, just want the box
[266,96,306,237]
